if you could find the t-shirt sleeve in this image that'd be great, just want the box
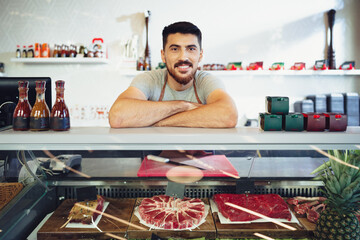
[129,72,154,99]
[197,72,226,102]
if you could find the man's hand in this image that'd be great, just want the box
[153,89,238,128]
[109,87,198,128]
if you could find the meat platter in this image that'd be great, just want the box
[37,198,135,240]
[212,194,315,239]
[127,197,216,239]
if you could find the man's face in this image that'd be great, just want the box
[161,33,203,85]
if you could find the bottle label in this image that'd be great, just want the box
[30,117,49,130]
[50,117,70,130]
[13,117,30,130]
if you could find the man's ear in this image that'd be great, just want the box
[161,49,166,63]
[199,49,203,63]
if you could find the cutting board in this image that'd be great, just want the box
[127,198,216,239]
[37,198,135,240]
[137,155,239,177]
[213,201,315,238]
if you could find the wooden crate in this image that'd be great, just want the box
[37,198,135,240]
[127,198,216,239]
[0,183,23,211]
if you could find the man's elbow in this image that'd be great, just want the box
[108,110,124,128]
[224,110,238,128]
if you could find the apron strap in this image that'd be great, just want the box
[158,74,167,102]
[158,74,203,104]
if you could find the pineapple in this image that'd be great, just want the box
[312,150,360,240]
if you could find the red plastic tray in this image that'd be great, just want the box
[137,155,239,177]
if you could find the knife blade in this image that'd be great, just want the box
[147,155,207,170]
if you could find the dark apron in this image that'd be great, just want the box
[158,75,202,104]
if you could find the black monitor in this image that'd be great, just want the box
[0,77,52,128]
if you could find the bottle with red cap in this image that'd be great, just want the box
[30,80,50,131]
[16,45,21,58]
[13,81,32,131]
[28,45,34,58]
[50,80,70,131]
[22,45,27,58]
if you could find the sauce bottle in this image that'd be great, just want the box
[28,45,34,58]
[30,80,50,131]
[13,81,32,131]
[16,45,21,58]
[22,45,27,58]
[53,44,58,58]
[50,80,70,131]
[34,43,41,58]
[41,43,50,58]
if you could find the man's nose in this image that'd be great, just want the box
[178,49,189,61]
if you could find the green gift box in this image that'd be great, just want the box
[266,96,289,115]
[259,113,282,131]
[283,113,304,131]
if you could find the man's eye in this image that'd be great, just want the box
[189,47,196,51]
[170,47,178,51]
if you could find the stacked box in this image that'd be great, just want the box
[294,99,314,113]
[306,95,327,113]
[302,113,326,131]
[260,96,303,131]
[343,92,360,126]
[326,93,344,114]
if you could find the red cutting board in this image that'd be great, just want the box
[137,155,238,177]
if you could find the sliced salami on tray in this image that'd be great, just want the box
[137,195,207,230]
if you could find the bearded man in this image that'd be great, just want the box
[109,21,238,128]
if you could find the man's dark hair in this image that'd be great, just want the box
[162,21,202,50]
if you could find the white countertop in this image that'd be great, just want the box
[1,126,359,150]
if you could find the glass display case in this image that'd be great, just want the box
[0,126,359,240]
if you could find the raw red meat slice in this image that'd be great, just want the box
[306,203,326,223]
[214,194,291,222]
[138,195,206,229]
[294,200,319,215]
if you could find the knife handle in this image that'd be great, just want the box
[147,155,169,163]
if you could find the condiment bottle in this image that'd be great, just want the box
[22,45,27,58]
[34,43,41,58]
[53,44,58,58]
[41,43,50,58]
[30,80,50,131]
[13,81,32,131]
[50,80,70,131]
[16,45,21,58]
[61,44,67,57]
[27,45,34,58]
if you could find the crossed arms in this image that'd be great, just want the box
[108,86,238,128]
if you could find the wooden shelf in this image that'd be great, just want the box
[10,58,109,64]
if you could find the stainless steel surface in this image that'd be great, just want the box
[46,156,325,179]
[229,157,325,178]
[65,157,141,178]
[1,126,359,150]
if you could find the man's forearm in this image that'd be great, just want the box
[154,101,238,128]
[109,99,196,128]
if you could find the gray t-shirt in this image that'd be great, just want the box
[130,69,225,104]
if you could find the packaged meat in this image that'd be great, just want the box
[213,193,292,221]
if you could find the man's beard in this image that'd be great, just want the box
[166,60,197,85]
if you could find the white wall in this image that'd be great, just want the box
[0,0,359,126]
